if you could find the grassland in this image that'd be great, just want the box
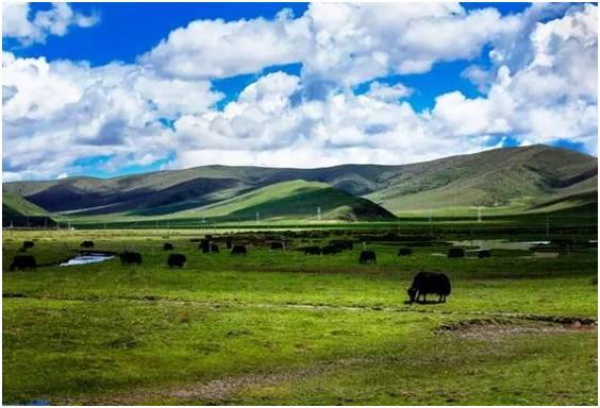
[5,145,597,224]
[2,227,598,405]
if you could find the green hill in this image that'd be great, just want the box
[2,191,56,227]
[167,180,397,222]
[3,145,597,221]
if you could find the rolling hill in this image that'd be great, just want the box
[2,191,56,227]
[168,180,397,222]
[3,145,597,223]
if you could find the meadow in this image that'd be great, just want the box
[2,226,598,405]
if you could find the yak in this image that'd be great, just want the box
[329,240,354,251]
[167,253,187,268]
[226,238,233,249]
[301,246,321,255]
[80,240,94,248]
[322,245,341,255]
[397,247,413,256]
[199,239,211,253]
[478,249,491,259]
[163,243,174,251]
[22,241,34,250]
[359,250,377,264]
[407,271,451,303]
[270,241,285,250]
[9,255,37,271]
[447,247,465,258]
[210,243,219,253]
[231,245,247,256]
[119,251,142,265]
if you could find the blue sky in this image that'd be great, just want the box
[2,2,597,180]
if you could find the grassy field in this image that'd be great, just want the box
[2,227,598,405]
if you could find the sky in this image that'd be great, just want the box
[2,1,598,181]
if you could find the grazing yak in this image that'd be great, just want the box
[478,249,491,259]
[397,247,413,256]
[167,253,187,268]
[22,241,34,250]
[163,243,174,251]
[119,251,142,265]
[301,246,321,255]
[322,245,341,255]
[270,241,285,250]
[9,255,37,271]
[447,247,465,258]
[329,240,354,251]
[199,239,211,253]
[210,243,219,253]
[81,240,94,248]
[408,271,451,303]
[359,250,377,264]
[231,245,247,256]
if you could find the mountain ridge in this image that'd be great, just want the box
[3,145,597,221]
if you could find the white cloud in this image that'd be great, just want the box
[140,9,311,80]
[2,2,99,45]
[141,2,519,88]
[366,81,412,102]
[432,3,598,154]
[2,53,223,180]
[2,3,597,181]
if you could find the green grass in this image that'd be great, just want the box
[3,228,598,405]
[5,145,597,224]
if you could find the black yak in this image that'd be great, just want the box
[210,243,219,253]
[231,245,247,256]
[447,247,465,258]
[302,246,321,255]
[22,241,34,250]
[199,239,210,253]
[359,250,377,264]
[322,245,341,255]
[226,238,233,249]
[81,240,94,248]
[329,240,354,251]
[478,249,491,259]
[270,241,285,250]
[167,253,187,268]
[9,255,37,271]
[407,271,451,303]
[397,247,413,256]
[163,243,174,251]
[119,251,142,265]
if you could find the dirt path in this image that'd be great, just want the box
[52,312,596,406]
[59,357,367,405]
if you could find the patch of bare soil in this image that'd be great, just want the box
[61,358,364,406]
[438,318,597,342]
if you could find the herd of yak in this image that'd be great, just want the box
[6,235,470,304]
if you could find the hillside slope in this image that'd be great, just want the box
[3,145,597,218]
[166,180,397,222]
[2,191,56,227]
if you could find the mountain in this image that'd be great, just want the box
[165,180,397,222]
[2,191,56,227]
[3,145,597,222]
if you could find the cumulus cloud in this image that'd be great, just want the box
[141,2,519,87]
[2,2,99,45]
[2,2,597,181]
[140,9,311,80]
[432,3,597,154]
[2,53,223,180]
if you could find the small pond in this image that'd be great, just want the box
[60,253,115,266]
[451,240,551,251]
